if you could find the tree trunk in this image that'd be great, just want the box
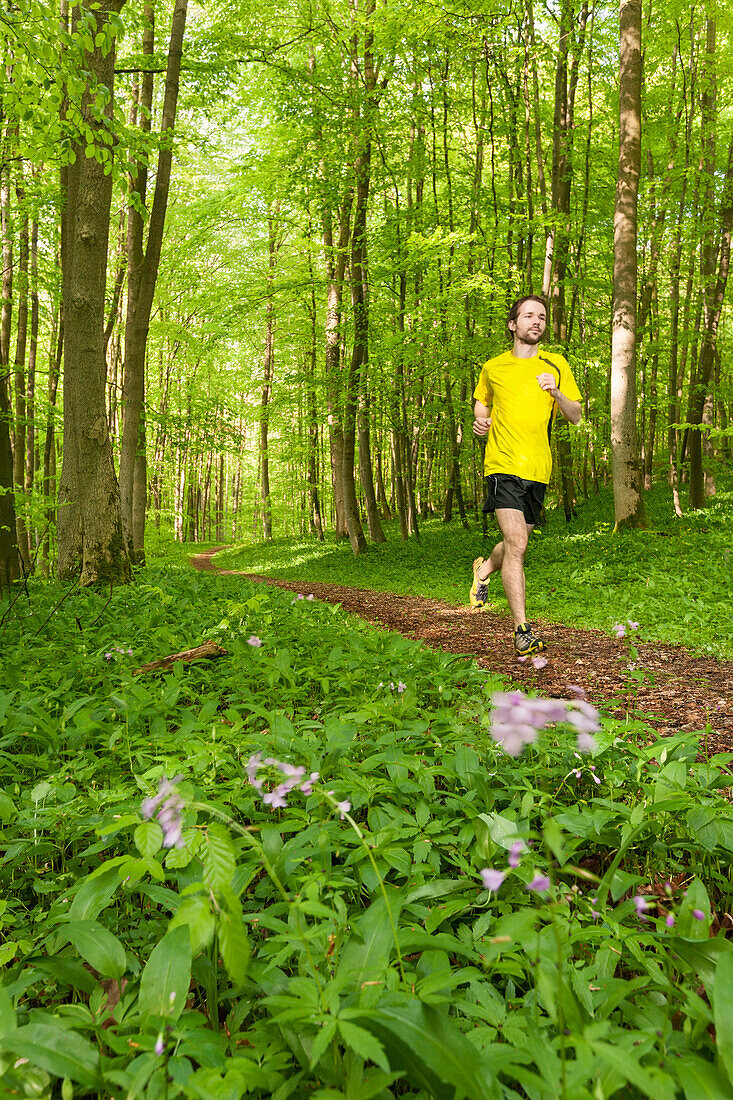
[305,220,324,540]
[259,206,282,541]
[13,183,30,567]
[24,214,38,564]
[0,141,18,583]
[610,0,645,530]
[57,0,131,585]
[119,0,187,563]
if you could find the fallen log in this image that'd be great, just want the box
[134,640,228,674]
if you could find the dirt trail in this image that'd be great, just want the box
[191,548,732,754]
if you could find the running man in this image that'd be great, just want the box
[470,295,582,655]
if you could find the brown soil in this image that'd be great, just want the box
[191,548,733,756]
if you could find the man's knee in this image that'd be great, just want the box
[498,515,529,556]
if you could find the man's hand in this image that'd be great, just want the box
[536,373,559,397]
[473,415,492,437]
[536,374,582,425]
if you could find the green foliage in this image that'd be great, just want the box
[0,562,732,1095]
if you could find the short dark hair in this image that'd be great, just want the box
[507,295,547,340]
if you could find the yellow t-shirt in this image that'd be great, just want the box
[473,349,581,484]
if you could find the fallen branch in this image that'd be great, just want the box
[135,640,229,674]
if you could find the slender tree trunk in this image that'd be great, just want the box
[13,183,29,567]
[25,214,38,563]
[57,0,131,584]
[259,206,282,540]
[0,138,17,581]
[610,0,646,530]
[42,308,62,572]
[305,216,324,540]
[119,0,187,562]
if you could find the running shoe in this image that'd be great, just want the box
[514,622,546,655]
[470,557,489,608]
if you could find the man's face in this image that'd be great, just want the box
[510,302,547,345]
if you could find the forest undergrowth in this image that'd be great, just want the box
[215,481,733,660]
[0,523,732,1097]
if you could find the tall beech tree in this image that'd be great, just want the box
[58,0,130,584]
[610,0,645,530]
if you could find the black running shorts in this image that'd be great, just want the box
[483,473,547,526]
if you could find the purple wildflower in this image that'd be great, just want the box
[299,771,319,795]
[336,800,351,819]
[517,655,528,663]
[568,699,601,733]
[572,768,582,779]
[692,909,705,921]
[246,635,263,648]
[263,785,290,809]
[665,913,675,928]
[531,655,548,670]
[306,594,315,601]
[480,868,506,892]
[397,681,407,693]
[155,1035,165,1056]
[589,896,599,920]
[527,874,551,894]
[246,752,264,791]
[566,683,587,699]
[508,841,524,868]
[576,732,598,754]
[612,623,626,639]
[490,690,597,757]
[142,776,185,848]
[633,895,648,921]
[627,620,639,630]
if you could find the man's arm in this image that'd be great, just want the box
[536,374,582,425]
[473,399,492,436]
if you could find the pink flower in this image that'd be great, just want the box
[508,841,524,868]
[247,635,263,647]
[142,776,185,848]
[577,732,597,754]
[612,623,626,639]
[155,1035,165,1056]
[263,784,289,809]
[692,909,705,921]
[527,874,551,894]
[531,655,548,670]
[336,800,351,819]
[665,913,675,928]
[480,868,506,892]
[299,771,319,795]
[566,683,587,699]
[634,895,648,921]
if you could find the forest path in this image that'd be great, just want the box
[191,547,732,754]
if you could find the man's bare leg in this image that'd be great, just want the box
[493,508,532,628]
